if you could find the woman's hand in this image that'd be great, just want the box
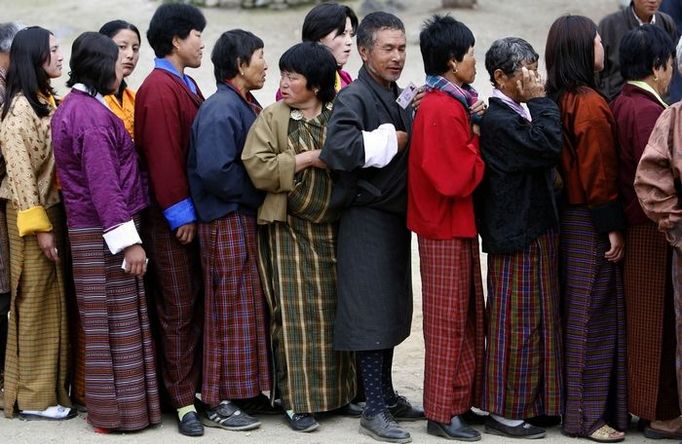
[516,67,546,101]
[36,231,59,262]
[605,230,624,262]
[396,131,409,152]
[175,223,196,245]
[123,244,147,277]
[470,99,487,117]
[295,149,326,172]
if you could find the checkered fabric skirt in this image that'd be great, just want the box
[624,222,679,420]
[258,216,355,413]
[69,221,161,431]
[561,207,627,435]
[481,230,563,419]
[198,212,271,406]
[419,236,485,423]
[3,204,71,415]
[143,205,203,409]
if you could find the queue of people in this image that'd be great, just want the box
[1,1,682,443]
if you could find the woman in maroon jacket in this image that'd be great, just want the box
[610,25,681,440]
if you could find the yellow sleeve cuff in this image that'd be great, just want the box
[17,206,53,237]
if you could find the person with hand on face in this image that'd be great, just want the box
[611,25,682,440]
[188,29,270,432]
[408,14,486,442]
[276,2,358,100]
[242,42,356,434]
[546,15,628,443]
[134,2,206,437]
[51,32,160,433]
[476,37,564,440]
[320,11,425,444]
[0,26,74,420]
[99,20,141,139]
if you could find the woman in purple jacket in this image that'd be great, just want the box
[51,32,161,433]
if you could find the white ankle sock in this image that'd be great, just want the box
[491,414,524,427]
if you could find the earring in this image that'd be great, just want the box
[240,71,245,76]
[654,76,659,82]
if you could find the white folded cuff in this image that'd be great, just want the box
[362,123,398,168]
[103,220,142,255]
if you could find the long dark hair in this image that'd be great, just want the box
[2,26,55,120]
[545,15,598,100]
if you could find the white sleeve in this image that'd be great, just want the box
[362,123,398,168]
[102,220,142,255]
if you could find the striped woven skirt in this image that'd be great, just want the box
[69,222,161,431]
[3,204,71,415]
[198,212,271,407]
[143,205,203,409]
[561,206,627,436]
[258,216,355,413]
[624,222,679,421]
[419,236,485,423]
[671,249,682,415]
[481,229,563,419]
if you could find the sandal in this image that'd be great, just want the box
[588,424,624,443]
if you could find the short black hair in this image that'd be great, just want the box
[356,11,404,50]
[279,42,337,104]
[212,29,263,82]
[419,14,475,76]
[66,32,119,96]
[620,24,675,81]
[99,20,141,44]
[146,3,206,58]
[302,2,358,42]
[485,37,538,86]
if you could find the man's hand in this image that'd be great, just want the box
[176,222,196,245]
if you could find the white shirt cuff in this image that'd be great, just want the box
[362,123,398,168]
[103,220,142,255]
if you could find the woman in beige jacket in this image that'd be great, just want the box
[0,26,73,420]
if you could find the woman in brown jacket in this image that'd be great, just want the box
[546,15,627,443]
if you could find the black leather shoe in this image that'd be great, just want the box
[360,410,412,443]
[388,395,425,421]
[427,416,481,441]
[178,411,204,437]
[484,416,545,439]
[336,401,364,417]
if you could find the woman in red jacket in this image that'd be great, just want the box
[407,14,485,442]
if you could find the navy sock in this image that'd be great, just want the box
[357,350,385,417]
[381,348,398,405]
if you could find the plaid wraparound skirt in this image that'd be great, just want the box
[258,215,355,413]
[198,212,271,406]
[561,206,627,436]
[69,222,161,431]
[481,229,563,419]
[624,222,679,421]
[3,203,71,415]
[419,236,485,423]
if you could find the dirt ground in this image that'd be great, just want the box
[0,0,666,442]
